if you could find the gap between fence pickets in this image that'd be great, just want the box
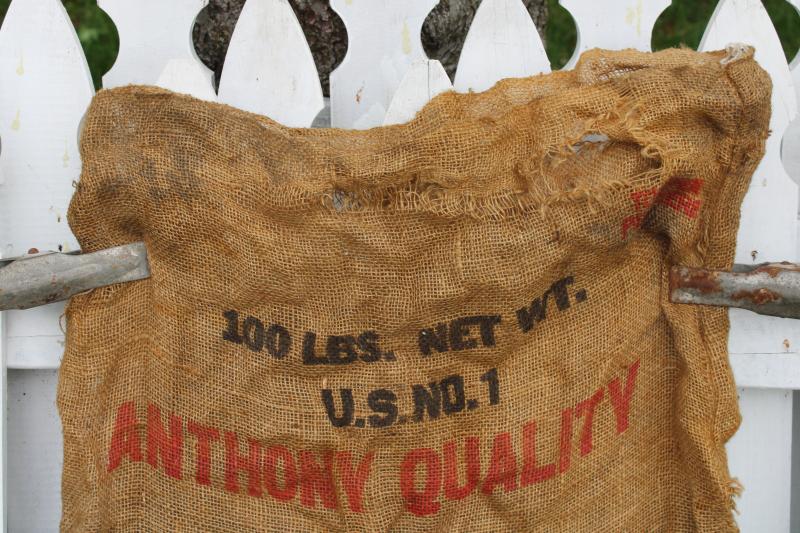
[0,311,6,533]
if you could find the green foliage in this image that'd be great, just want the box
[62,0,118,88]
[0,1,797,87]
[545,0,576,68]
[763,0,800,60]
[651,0,720,51]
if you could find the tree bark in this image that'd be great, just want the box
[193,0,549,95]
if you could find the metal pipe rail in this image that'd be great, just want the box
[0,243,150,311]
[1,243,798,320]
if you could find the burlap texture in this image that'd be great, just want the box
[60,47,771,532]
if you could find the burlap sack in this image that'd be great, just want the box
[60,46,771,532]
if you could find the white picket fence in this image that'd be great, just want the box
[0,0,798,531]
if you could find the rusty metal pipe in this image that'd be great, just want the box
[1,244,798,320]
[670,263,800,319]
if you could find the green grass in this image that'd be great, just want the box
[0,1,798,87]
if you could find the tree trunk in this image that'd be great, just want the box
[193,0,548,95]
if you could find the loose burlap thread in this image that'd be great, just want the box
[60,47,771,532]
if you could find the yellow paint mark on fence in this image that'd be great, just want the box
[401,21,412,55]
[625,0,643,36]
[16,55,24,76]
[11,109,21,131]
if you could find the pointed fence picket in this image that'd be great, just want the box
[0,0,799,530]
[700,4,799,526]
[384,59,451,126]
[217,0,323,126]
[329,0,438,129]
[0,0,93,370]
[99,0,213,92]
[782,0,800,208]
[453,0,550,93]
[561,0,671,68]
[0,0,95,528]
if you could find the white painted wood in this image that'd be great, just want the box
[217,0,323,127]
[7,370,61,533]
[0,1,93,528]
[699,0,799,368]
[99,0,213,92]
[330,0,438,129]
[454,0,550,93]
[383,59,451,126]
[731,352,800,390]
[696,4,799,530]
[727,388,793,532]
[560,0,670,69]
[0,0,94,371]
[783,1,800,203]
[156,59,218,102]
[783,106,800,196]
